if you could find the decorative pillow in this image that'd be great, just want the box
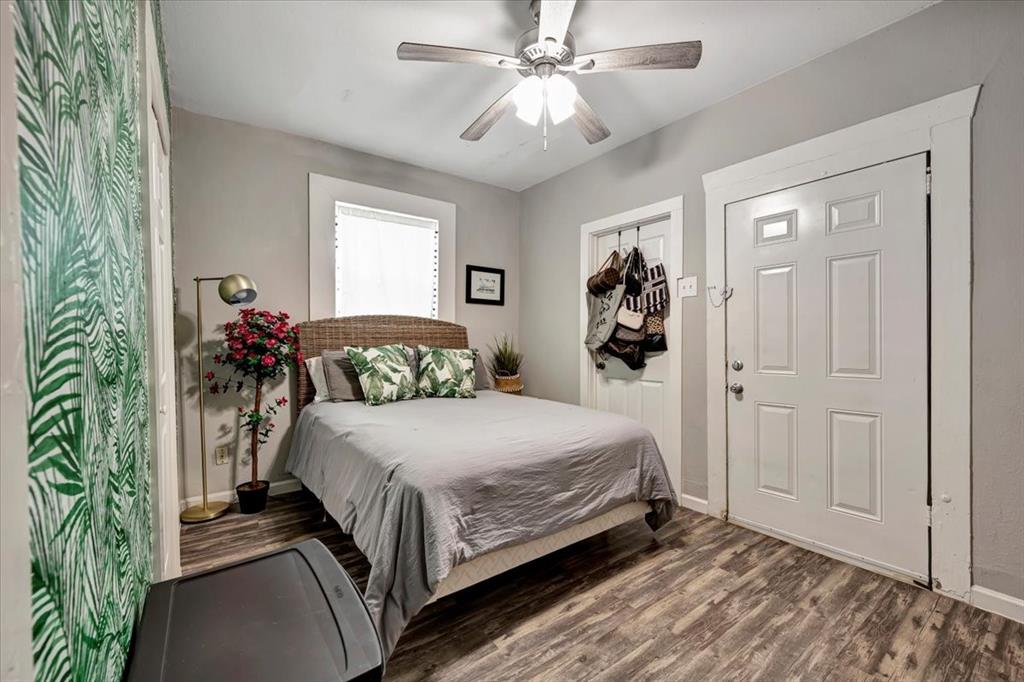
[321,346,418,402]
[474,352,490,391]
[320,350,364,401]
[304,356,330,402]
[417,346,478,398]
[344,344,421,406]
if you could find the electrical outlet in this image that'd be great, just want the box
[677,275,698,298]
[214,446,229,465]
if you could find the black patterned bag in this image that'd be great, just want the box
[643,309,668,353]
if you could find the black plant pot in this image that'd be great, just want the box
[236,480,270,514]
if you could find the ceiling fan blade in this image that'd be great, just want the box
[572,93,610,144]
[538,0,576,51]
[397,42,522,69]
[573,41,702,73]
[460,83,520,141]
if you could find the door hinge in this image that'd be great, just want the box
[925,504,933,527]
[925,167,932,195]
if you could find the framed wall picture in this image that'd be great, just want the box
[465,265,505,306]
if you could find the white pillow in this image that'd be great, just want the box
[304,356,329,402]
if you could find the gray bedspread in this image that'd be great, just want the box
[286,391,677,657]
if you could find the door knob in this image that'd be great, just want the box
[728,383,744,395]
[731,360,744,371]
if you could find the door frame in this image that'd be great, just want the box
[140,0,181,580]
[579,196,684,494]
[703,86,980,599]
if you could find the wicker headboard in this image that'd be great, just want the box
[296,315,469,408]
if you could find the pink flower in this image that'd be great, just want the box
[213,354,222,364]
[276,396,288,407]
[261,354,276,367]
[204,371,215,381]
[210,384,220,394]
[265,338,278,348]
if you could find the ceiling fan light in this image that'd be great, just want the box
[545,74,577,124]
[514,76,544,125]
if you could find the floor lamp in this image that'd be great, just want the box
[180,273,259,524]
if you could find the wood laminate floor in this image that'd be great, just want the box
[181,491,1023,681]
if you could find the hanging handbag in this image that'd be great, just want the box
[614,322,646,343]
[584,285,626,351]
[640,260,669,314]
[622,248,646,309]
[643,309,668,353]
[603,336,646,370]
[586,250,623,296]
[622,247,644,297]
[616,305,645,330]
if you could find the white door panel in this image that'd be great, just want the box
[726,155,928,581]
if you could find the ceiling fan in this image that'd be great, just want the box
[397,0,702,148]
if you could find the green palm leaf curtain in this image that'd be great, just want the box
[14,0,165,679]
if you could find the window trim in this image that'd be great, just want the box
[308,173,456,321]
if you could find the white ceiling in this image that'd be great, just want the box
[163,0,935,191]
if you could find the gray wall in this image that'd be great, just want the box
[518,0,1023,598]
[171,108,520,501]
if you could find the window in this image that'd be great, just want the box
[334,202,439,318]
[309,174,455,320]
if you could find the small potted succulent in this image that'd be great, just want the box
[206,308,301,513]
[487,334,524,394]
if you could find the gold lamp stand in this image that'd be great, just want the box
[180,274,258,524]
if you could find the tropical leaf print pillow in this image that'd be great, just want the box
[417,346,478,398]
[344,345,421,406]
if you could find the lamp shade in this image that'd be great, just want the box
[218,273,258,306]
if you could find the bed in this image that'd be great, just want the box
[286,316,677,656]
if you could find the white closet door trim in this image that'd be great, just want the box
[308,173,456,322]
[703,85,979,600]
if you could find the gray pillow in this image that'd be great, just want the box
[321,350,364,401]
[474,352,490,391]
[322,346,419,401]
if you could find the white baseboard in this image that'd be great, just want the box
[179,477,302,511]
[970,585,1024,623]
[679,494,708,514]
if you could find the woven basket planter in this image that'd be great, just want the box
[493,373,523,394]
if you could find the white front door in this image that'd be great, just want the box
[581,199,683,494]
[725,154,929,581]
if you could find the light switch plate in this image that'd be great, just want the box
[678,276,698,298]
[214,446,228,465]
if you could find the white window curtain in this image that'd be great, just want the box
[334,202,440,318]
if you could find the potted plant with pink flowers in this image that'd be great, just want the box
[205,308,302,513]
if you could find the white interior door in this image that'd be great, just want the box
[146,102,180,579]
[581,199,683,495]
[725,154,929,582]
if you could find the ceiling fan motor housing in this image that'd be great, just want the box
[515,28,576,77]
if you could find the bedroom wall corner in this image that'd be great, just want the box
[169,109,521,501]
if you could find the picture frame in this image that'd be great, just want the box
[465,265,505,306]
